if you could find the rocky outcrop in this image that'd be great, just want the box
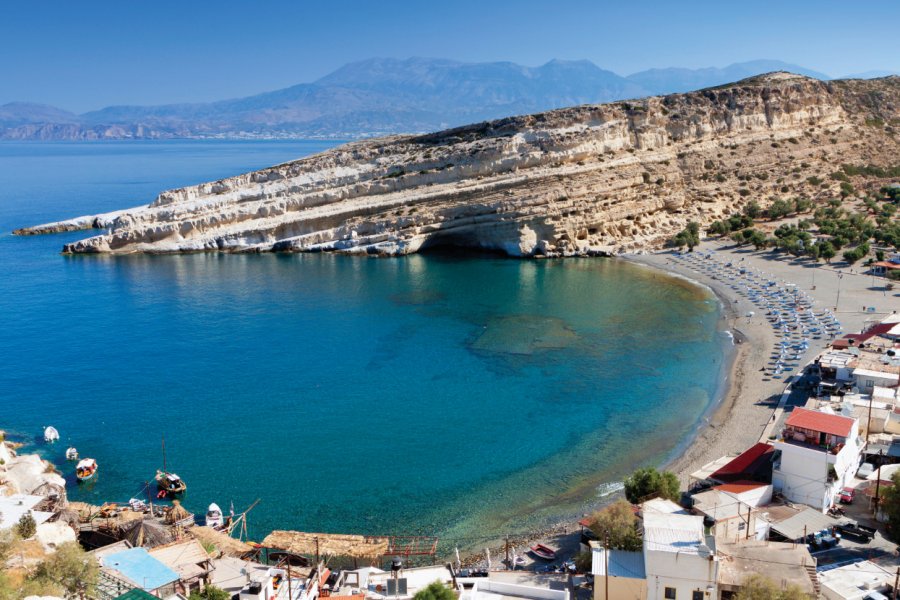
[16,73,900,257]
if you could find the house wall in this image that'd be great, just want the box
[593,576,647,600]
[853,371,899,395]
[731,485,773,508]
[885,411,900,435]
[712,513,759,544]
[774,429,861,511]
[645,549,717,600]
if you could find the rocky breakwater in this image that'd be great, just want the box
[15,73,900,257]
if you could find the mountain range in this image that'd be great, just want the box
[0,58,892,140]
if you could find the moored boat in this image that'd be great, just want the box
[76,458,98,481]
[44,426,59,443]
[155,435,187,497]
[530,543,556,561]
[156,470,187,496]
[65,447,79,460]
[206,503,224,529]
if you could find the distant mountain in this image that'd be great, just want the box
[0,57,875,141]
[625,60,831,95]
[842,69,899,79]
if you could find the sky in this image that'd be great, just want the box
[1,0,898,113]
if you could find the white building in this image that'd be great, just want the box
[642,511,718,600]
[853,368,900,395]
[819,560,894,599]
[773,408,863,511]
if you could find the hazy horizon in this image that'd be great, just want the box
[2,0,898,112]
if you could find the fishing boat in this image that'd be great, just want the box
[206,503,224,529]
[65,447,79,461]
[43,426,59,443]
[155,436,187,496]
[76,458,98,481]
[530,544,556,561]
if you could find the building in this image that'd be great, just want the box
[643,511,718,600]
[819,560,895,599]
[96,547,179,597]
[148,538,213,596]
[689,486,769,542]
[461,577,570,600]
[773,408,863,511]
[591,542,647,600]
[715,539,816,599]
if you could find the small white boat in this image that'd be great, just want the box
[65,447,79,461]
[76,458,98,481]
[44,426,59,443]
[206,503,224,529]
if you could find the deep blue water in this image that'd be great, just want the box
[0,141,728,550]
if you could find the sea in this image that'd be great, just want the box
[0,140,730,553]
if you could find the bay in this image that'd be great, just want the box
[0,140,728,551]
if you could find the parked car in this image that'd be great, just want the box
[858,462,875,479]
[837,522,876,543]
[839,487,855,504]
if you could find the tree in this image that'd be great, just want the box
[588,500,642,551]
[671,221,701,251]
[743,200,761,219]
[15,511,36,539]
[413,582,456,600]
[819,241,836,263]
[29,542,99,599]
[767,199,792,220]
[735,574,810,600]
[190,585,231,600]
[624,467,680,503]
[881,471,900,542]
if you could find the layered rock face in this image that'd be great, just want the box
[15,73,900,257]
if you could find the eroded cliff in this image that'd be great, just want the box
[15,73,900,257]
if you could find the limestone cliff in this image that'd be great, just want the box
[15,73,900,257]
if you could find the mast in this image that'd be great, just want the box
[162,435,167,474]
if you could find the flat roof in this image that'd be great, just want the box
[854,368,900,381]
[591,547,646,579]
[713,481,768,495]
[717,540,815,594]
[643,512,708,556]
[819,561,893,597]
[0,494,54,531]
[641,498,688,515]
[101,548,179,591]
[784,407,855,438]
[691,490,748,521]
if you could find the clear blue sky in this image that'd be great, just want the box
[2,0,898,112]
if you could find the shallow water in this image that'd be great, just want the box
[0,141,727,551]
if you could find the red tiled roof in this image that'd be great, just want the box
[713,481,768,494]
[785,407,854,438]
[873,261,900,269]
[710,443,774,481]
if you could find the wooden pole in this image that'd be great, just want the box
[505,535,510,569]
[867,394,874,445]
[746,505,752,540]
[893,566,898,600]
[315,536,320,566]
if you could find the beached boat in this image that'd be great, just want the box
[530,544,556,561]
[76,458,97,481]
[155,436,187,496]
[206,503,224,529]
[65,447,78,461]
[44,426,59,443]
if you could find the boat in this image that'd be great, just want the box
[76,458,98,481]
[155,435,186,496]
[44,426,59,443]
[530,544,556,561]
[65,447,79,461]
[206,503,224,529]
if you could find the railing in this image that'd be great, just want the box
[95,569,138,600]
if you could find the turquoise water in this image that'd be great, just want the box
[0,141,727,550]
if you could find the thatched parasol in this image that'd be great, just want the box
[188,526,254,558]
[67,501,100,522]
[261,530,389,559]
[120,517,174,548]
[164,499,191,524]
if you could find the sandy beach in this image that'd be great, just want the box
[468,240,897,569]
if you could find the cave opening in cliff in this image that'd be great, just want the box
[418,231,511,258]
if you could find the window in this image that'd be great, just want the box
[665,588,676,599]
[692,592,704,600]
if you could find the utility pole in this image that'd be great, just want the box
[505,535,510,569]
[893,566,898,600]
[746,505,752,540]
[315,536,320,566]
[867,394,875,446]
[835,272,843,311]
[875,450,884,517]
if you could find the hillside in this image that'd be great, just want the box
[0,58,843,140]
[15,73,900,258]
